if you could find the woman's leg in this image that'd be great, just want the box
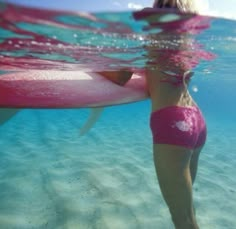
[153,144,199,229]
[190,146,203,185]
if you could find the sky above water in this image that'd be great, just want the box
[3,0,236,19]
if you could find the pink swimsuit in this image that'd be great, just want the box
[150,106,207,149]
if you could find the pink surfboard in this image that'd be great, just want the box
[0,70,148,108]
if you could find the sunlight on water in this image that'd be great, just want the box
[0,3,222,72]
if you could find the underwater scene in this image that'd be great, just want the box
[0,1,236,229]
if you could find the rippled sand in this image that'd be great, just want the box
[0,103,235,229]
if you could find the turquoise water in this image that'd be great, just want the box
[0,5,236,229]
[0,96,236,228]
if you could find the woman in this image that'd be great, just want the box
[146,1,206,228]
[102,0,206,228]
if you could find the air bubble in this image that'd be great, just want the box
[192,85,198,92]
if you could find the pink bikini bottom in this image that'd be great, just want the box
[150,106,207,149]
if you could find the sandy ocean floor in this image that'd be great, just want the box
[0,101,236,229]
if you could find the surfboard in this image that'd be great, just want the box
[0,70,147,108]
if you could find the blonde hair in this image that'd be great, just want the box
[153,0,200,13]
[176,0,200,13]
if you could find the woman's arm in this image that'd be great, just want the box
[97,70,133,86]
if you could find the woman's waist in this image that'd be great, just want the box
[150,93,196,112]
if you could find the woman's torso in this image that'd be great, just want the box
[145,68,196,111]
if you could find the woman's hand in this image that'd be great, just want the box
[97,70,132,86]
